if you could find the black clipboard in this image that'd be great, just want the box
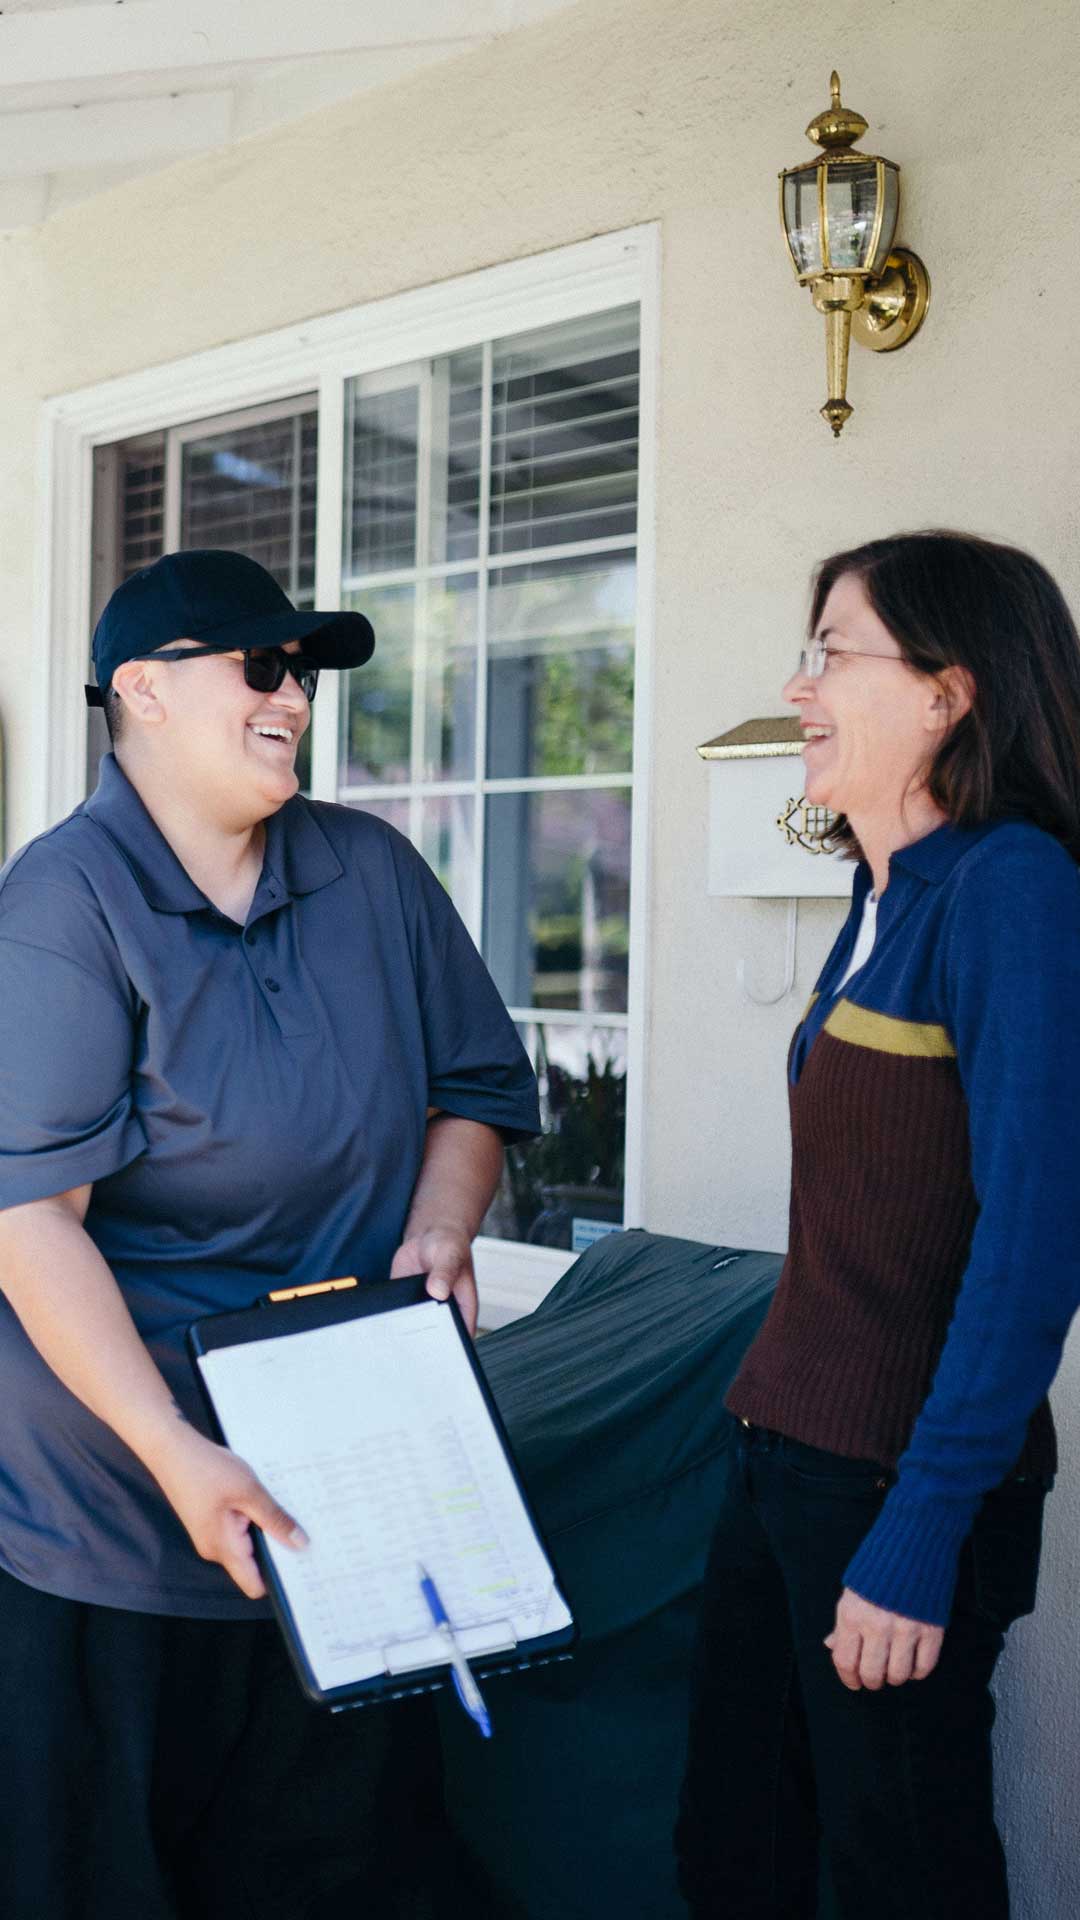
[187,1274,576,1712]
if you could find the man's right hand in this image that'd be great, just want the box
[147,1424,309,1600]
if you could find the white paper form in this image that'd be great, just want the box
[198,1300,572,1692]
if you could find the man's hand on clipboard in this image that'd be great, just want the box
[392,1113,505,1339]
[391,1227,478,1337]
[148,1425,310,1601]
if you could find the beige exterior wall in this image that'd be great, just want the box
[1,0,1078,1909]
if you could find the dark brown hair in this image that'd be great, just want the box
[810,530,1080,862]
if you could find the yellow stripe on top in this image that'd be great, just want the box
[824,998,956,1058]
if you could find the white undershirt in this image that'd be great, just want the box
[836,890,878,990]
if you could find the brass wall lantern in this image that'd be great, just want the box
[780,71,930,436]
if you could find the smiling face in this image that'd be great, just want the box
[112,639,311,827]
[783,572,951,826]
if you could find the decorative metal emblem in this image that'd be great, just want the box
[776,795,835,854]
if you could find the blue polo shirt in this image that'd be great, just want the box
[0,755,539,1616]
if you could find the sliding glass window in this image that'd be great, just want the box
[339,308,640,1250]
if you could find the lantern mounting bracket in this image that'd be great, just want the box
[849,246,930,353]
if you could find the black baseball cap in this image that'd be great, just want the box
[85,549,375,706]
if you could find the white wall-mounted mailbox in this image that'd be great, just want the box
[697,717,852,899]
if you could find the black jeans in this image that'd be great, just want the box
[675,1419,1047,1920]
[0,1567,465,1920]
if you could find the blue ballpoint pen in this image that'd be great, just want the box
[418,1564,492,1739]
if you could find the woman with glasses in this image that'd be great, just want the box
[0,549,539,1918]
[676,530,1080,1918]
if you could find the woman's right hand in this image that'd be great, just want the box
[146,1423,309,1600]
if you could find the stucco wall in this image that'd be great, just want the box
[1,0,1078,1910]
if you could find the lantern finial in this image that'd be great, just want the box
[805,72,868,151]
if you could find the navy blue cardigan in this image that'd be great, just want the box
[732,817,1080,1624]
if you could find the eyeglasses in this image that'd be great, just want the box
[151,645,320,702]
[796,637,903,679]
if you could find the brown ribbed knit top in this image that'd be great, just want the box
[726,1020,1056,1478]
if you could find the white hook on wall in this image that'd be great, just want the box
[736,898,799,1005]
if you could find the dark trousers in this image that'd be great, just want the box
[675,1420,1047,1920]
[0,1566,464,1920]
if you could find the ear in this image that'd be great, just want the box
[925,664,975,736]
[110,658,166,727]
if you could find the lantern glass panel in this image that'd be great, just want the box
[823,161,880,270]
[783,172,823,276]
[869,164,900,274]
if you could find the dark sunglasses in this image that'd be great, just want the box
[151,645,320,702]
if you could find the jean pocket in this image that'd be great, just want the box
[968,1482,1048,1631]
[779,1437,894,1500]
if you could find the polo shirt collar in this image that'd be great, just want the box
[263,796,344,897]
[85,755,205,912]
[887,818,1001,885]
[84,753,342,913]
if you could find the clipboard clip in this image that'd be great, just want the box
[262,1276,359,1306]
[382,1621,518,1676]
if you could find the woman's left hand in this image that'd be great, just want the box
[391,1227,478,1337]
[825,1587,944,1690]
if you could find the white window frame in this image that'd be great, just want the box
[34,226,660,1326]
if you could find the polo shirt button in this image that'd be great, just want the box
[245,930,257,945]
[264,977,281,993]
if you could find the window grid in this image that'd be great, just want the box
[340,321,638,1166]
[336,772,633,803]
[340,530,637,596]
[340,472,634,944]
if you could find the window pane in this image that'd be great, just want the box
[487,555,635,779]
[339,576,477,789]
[339,583,414,786]
[343,383,418,576]
[490,306,639,556]
[437,350,483,566]
[120,435,166,578]
[343,351,482,579]
[87,432,168,793]
[180,410,318,607]
[483,789,631,1014]
[344,797,410,835]
[418,795,476,927]
[482,1024,626,1246]
[420,575,478,782]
